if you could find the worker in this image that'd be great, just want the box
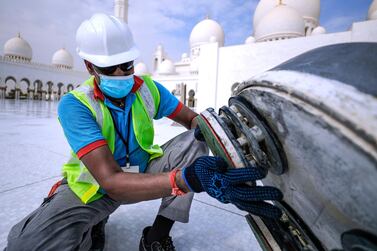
[5,13,283,251]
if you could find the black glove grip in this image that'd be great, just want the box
[194,127,205,142]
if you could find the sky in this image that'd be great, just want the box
[0,0,373,72]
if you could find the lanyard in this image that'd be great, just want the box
[109,108,132,167]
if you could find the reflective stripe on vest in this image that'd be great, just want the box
[62,75,163,204]
[75,84,104,127]
[139,83,155,118]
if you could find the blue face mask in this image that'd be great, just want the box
[97,73,134,99]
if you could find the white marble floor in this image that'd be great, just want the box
[0,99,262,251]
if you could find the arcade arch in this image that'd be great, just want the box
[19,78,30,99]
[67,84,74,92]
[5,76,16,98]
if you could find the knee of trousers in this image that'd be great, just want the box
[5,203,97,251]
[6,220,91,251]
[158,192,195,223]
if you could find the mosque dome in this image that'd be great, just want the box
[134,62,149,75]
[368,0,377,20]
[52,48,73,69]
[189,18,225,48]
[209,36,218,43]
[4,33,32,61]
[180,53,190,63]
[158,59,176,75]
[255,4,305,42]
[253,0,320,30]
[245,36,256,44]
[311,26,326,35]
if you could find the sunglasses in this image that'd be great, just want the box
[93,61,134,75]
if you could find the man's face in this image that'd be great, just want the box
[85,60,134,83]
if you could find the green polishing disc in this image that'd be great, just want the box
[197,108,249,168]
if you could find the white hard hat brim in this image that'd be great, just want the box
[78,46,140,67]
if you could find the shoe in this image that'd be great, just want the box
[160,236,176,251]
[139,226,163,251]
[139,226,176,251]
[90,217,108,251]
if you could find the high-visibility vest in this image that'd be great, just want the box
[61,75,163,204]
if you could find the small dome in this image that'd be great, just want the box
[311,26,326,35]
[189,18,224,48]
[368,0,377,20]
[255,5,305,42]
[158,59,176,75]
[52,48,73,69]
[245,36,256,44]
[180,53,190,63]
[253,0,320,30]
[4,33,32,61]
[134,62,149,75]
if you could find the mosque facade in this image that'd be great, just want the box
[133,0,377,112]
[0,33,88,101]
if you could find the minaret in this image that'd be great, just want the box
[114,0,128,23]
[153,45,165,72]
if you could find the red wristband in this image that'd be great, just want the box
[169,168,187,196]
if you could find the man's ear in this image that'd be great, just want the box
[84,60,100,84]
[84,60,95,75]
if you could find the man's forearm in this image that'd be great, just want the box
[105,170,190,203]
[172,105,198,129]
[190,115,199,129]
[81,138,191,204]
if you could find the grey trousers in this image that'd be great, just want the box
[6,129,208,251]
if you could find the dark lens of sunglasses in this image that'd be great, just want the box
[119,62,134,72]
[94,61,133,75]
[94,65,117,75]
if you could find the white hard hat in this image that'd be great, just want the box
[76,13,140,67]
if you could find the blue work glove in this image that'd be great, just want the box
[182,156,283,219]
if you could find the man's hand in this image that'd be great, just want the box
[181,156,283,219]
[194,126,205,142]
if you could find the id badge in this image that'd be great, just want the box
[121,164,140,173]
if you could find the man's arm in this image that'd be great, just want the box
[80,144,188,203]
[171,105,198,129]
[80,132,283,219]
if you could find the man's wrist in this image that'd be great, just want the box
[175,169,191,193]
[169,168,190,196]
